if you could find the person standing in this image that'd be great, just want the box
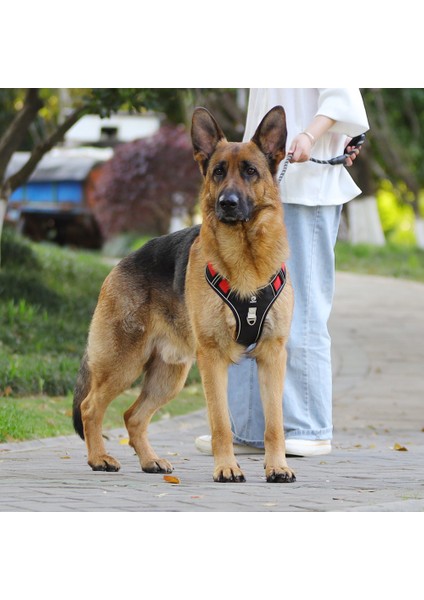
[196,88,369,457]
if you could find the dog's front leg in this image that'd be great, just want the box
[197,349,246,483]
[256,341,296,483]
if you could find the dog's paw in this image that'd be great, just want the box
[142,458,173,474]
[265,465,296,483]
[213,465,246,483]
[88,454,121,472]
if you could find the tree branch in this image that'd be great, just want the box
[5,105,88,193]
[0,89,43,183]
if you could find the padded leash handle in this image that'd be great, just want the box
[310,133,366,166]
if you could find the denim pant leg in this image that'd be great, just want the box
[228,203,342,446]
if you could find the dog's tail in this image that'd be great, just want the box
[72,351,91,440]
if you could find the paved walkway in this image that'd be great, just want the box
[1,272,423,512]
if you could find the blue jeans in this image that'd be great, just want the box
[228,203,342,446]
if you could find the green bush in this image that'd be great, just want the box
[376,181,417,246]
[0,229,110,396]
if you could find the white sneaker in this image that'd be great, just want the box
[285,439,332,457]
[195,435,263,455]
[194,435,331,457]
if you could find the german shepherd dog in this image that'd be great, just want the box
[73,105,295,483]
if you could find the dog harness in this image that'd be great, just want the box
[205,262,287,347]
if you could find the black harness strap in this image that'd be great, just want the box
[205,263,287,347]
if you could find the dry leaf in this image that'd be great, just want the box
[163,475,180,484]
[393,443,408,451]
[119,438,129,445]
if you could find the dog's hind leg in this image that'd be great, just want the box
[80,375,131,472]
[79,349,145,472]
[124,354,191,473]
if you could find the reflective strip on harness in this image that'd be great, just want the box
[205,263,287,347]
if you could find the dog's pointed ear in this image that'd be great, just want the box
[191,107,226,176]
[251,106,287,175]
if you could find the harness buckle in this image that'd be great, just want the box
[247,307,257,326]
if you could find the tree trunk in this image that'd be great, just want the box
[348,195,386,246]
[0,102,88,267]
[0,196,8,267]
[416,217,424,249]
[0,89,43,183]
[6,105,87,193]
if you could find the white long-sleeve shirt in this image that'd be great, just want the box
[243,88,370,206]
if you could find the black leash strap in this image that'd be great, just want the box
[278,133,366,183]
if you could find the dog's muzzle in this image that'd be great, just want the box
[216,190,252,224]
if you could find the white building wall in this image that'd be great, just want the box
[65,113,161,145]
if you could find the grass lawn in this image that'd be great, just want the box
[0,383,205,443]
[1,228,423,442]
[335,241,424,283]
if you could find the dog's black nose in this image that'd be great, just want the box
[218,193,239,210]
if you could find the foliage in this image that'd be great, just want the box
[79,88,191,122]
[92,124,201,237]
[0,227,110,396]
[335,240,424,282]
[362,88,424,213]
[376,180,417,245]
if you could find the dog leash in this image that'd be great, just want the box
[278,133,366,184]
[278,153,293,183]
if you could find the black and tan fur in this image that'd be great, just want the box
[73,105,295,483]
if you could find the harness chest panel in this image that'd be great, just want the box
[205,263,287,347]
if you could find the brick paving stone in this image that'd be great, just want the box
[0,272,423,512]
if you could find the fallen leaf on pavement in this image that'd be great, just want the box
[393,443,408,451]
[163,475,180,484]
[119,438,129,445]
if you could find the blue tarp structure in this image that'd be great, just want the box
[6,147,113,211]
[11,181,83,204]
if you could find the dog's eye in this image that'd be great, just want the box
[246,166,257,176]
[213,166,225,178]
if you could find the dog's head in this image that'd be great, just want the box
[191,106,287,225]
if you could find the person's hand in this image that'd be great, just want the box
[288,132,314,163]
[344,143,360,167]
